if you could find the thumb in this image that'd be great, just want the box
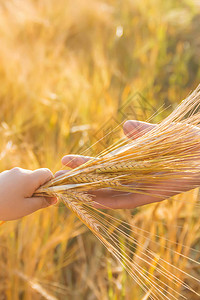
[23,168,57,216]
[123,120,156,140]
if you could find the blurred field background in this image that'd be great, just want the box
[0,0,200,299]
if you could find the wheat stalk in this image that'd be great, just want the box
[34,85,200,299]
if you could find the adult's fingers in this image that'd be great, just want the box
[92,172,200,209]
[123,120,156,140]
[90,189,160,209]
[91,184,171,209]
[54,170,68,177]
[61,121,155,169]
[61,155,92,168]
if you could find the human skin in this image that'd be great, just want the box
[0,167,57,221]
[59,120,200,209]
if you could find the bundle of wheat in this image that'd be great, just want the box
[35,85,200,299]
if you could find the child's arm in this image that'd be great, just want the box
[0,167,57,221]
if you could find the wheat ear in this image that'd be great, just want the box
[60,193,99,232]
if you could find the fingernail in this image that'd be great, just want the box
[124,121,134,131]
[47,197,58,206]
[55,170,66,177]
[51,198,58,205]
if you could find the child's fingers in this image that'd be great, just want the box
[61,155,92,168]
[123,120,156,139]
[26,168,58,214]
[29,168,53,190]
[24,196,57,216]
[1,196,57,221]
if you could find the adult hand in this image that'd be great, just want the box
[59,121,200,209]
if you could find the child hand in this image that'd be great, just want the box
[0,167,57,221]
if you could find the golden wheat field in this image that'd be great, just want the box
[0,0,200,299]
